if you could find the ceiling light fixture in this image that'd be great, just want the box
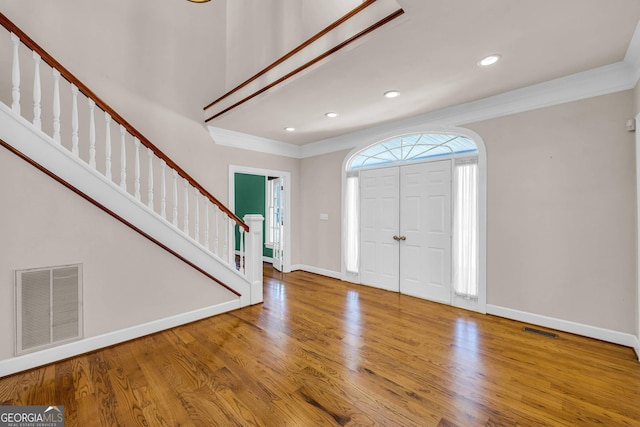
[384,90,400,98]
[188,0,211,3]
[325,112,338,118]
[478,54,501,67]
[284,127,295,132]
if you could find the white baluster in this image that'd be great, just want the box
[147,148,154,209]
[183,178,189,234]
[134,138,141,200]
[119,125,127,190]
[194,189,200,243]
[172,170,178,226]
[224,215,230,263]
[88,99,96,168]
[104,113,112,180]
[71,85,79,156]
[240,228,245,274]
[32,52,42,130]
[204,198,210,250]
[214,205,220,255]
[52,70,61,143]
[160,160,167,219]
[10,33,20,115]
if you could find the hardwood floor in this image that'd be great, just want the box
[1,266,639,426]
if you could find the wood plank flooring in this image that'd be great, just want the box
[1,265,639,426]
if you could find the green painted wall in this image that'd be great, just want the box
[234,173,272,258]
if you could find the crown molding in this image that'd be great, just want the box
[209,20,640,159]
[300,60,636,158]
[208,126,301,158]
[625,20,640,84]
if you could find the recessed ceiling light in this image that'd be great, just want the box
[325,112,338,118]
[384,90,400,98]
[478,54,501,67]
[284,127,295,132]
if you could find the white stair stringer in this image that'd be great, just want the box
[0,101,252,308]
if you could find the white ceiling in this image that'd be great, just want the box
[211,0,640,145]
[2,0,640,149]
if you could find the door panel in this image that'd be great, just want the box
[400,161,452,303]
[360,167,400,292]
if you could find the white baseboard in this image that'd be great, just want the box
[0,299,240,377]
[633,335,640,361]
[291,264,342,280]
[487,304,639,351]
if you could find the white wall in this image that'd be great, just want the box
[467,90,636,334]
[299,149,350,273]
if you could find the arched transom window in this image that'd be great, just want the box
[347,133,478,171]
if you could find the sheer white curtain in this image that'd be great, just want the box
[345,175,359,273]
[453,159,478,298]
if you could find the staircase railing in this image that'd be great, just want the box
[0,13,254,289]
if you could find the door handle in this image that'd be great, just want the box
[393,235,399,241]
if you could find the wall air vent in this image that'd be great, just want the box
[15,264,83,355]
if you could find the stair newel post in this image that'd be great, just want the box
[134,137,141,200]
[194,189,200,243]
[183,178,190,235]
[52,70,61,143]
[244,215,265,304]
[104,113,112,180]
[204,198,210,250]
[32,52,42,130]
[10,33,20,115]
[160,160,167,219]
[119,125,127,190]
[88,99,96,168]
[172,170,178,226]
[71,84,79,156]
[147,148,154,209]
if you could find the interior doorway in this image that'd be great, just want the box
[229,166,291,273]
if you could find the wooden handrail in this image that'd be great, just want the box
[0,12,248,232]
[204,8,404,123]
[0,137,241,297]
[203,0,378,111]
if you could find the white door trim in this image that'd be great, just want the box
[229,165,292,273]
[635,112,640,361]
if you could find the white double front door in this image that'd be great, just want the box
[360,160,452,303]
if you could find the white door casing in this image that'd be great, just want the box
[272,177,285,272]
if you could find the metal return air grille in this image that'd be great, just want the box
[15,264,83,355]
[523,326,558,339]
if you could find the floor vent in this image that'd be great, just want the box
[523,326,558,339]
[15,264,83,355]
